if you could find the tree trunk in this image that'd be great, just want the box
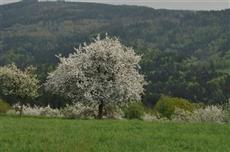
[97,101,104,119]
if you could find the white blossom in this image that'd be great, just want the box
[0,64,39,101]
[45,35,145,117]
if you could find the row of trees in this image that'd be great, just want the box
[1,37,229,110]
[0,36,145,118]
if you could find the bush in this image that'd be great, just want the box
[224,99,230,122]
[192,105,225,123]
[40,105,61,117]
[0,99,10,113]
[124,103,144,120]
[61,103,97,119]
[104,104,124,119]
[11,103,62,117]
[155,96,194,119]
[21,105,41,116]
[9,103,122,119]
[171,108,193,122]
[171,105,226,123]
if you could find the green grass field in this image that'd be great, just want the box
[0,116,230,152]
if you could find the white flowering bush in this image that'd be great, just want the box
[21,105,42,116]
[192,105,225,123]
[143,113,160,122]
[171,105,226,123]
[11,103,62,117]
[40,105,62,117]
[61,103,123,119]
[9,103,123,119]
[171,108,193,122]
[104,104,124,119]
[45,35,145,119]
[61,103,97,119]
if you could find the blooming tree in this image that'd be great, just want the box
[0,64,39,115]
[45,35,145,119]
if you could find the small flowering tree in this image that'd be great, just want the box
[0,64,39,115]
[45,35,145,119]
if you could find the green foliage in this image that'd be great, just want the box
[124,103,144,119]
[155,96,194,119]
[0,64,39,105]
[0,99,10,113]
[142,51,230,105]
[0,1,229,106]
[224,99,230,122]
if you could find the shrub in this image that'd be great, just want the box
[192,105,225,123]
[224,99,230,122]
[124,103,144,119]
[11,103,62,117]
[104,104,124,119]
[9,103,123,119]
[171,105,226,123]
[40,105,61,117]
[10,102,122,119]
[61,103,97,119]
[171,108,193,122]
[62,103,124,119]
[155,96,194,119]
[0,99,10,113]
[142,113,160,121]
[21,105,41,116]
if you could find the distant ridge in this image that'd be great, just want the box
[0,1,229,63]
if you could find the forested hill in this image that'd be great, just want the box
[0,1,230,105]
[1,1,229,66]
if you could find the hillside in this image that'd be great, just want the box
[1,1,229,64]
[0,1,230,105]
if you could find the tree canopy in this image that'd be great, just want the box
[0,64,39,114]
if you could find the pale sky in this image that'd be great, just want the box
[0,0,229,10]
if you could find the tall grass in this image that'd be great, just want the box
[0,116,230,152]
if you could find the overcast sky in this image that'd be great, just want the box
[0,0,229,10]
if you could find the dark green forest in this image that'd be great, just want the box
[0,1,229,106]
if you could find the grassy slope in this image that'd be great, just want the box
[0,116,230,152]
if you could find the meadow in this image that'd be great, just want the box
[0,116,230,152]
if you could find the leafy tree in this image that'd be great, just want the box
[0,64,39,115]
[45,35,145,119]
